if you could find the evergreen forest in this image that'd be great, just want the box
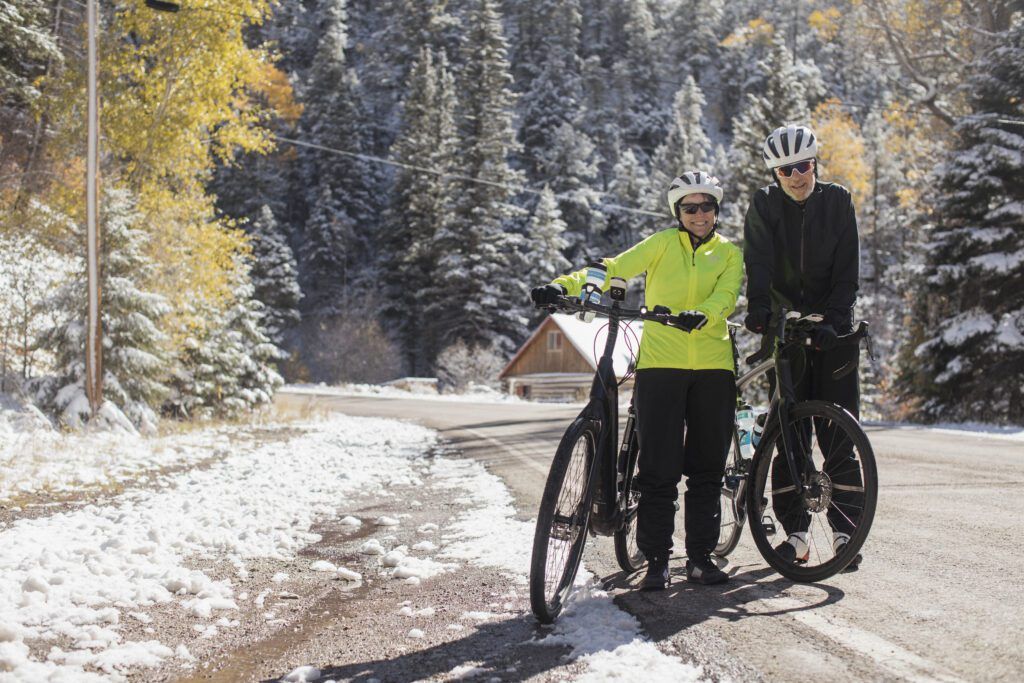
[1,0,1021,425]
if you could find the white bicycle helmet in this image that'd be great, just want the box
[762,125,818,169]
[666,171,723,217]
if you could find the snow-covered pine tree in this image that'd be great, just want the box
[663,0,724,77]
[380,46,459,375]
[524,185,572,283]
[724,34,817,226]
[248,205,302,348]
[298,0,381,309]
[611,0,667,162]
[167,260,283,419]
[426,0,528,360]
[535,122,605,263]
[516,0,584,177]
[647,75,712,213]
[0,0,61,161]
[898,22,1024,423]
[606,148,654,250]
[34,188,170,431]
[298,184,356,321]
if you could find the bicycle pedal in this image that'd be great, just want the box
[725,474,742,490]
[761,515,777,535]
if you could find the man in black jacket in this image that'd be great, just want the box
[742,124,864,569]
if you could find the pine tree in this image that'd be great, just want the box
[168,261,283,419]
[537,122,605,263]
[298,184,356,319]
[0,0,61,158]
[248,205,302,347]
[380,47,459,375]
[898,23,1024,423]
[611,0,667,160]
[298,0,381,315]
[724,34,817,226]
[516,0,584,178]
[606,148,655,249]
[664,0,724,77]
[524,185,572,283]
[34,188,170,431]
[648,76,712,213]
[426,0,528,360]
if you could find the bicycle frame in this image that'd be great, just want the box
[578,299,625,536]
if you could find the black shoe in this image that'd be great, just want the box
[640,556,670,591]
[774,534,809,564]
[686,555,729,585]
[834,534,863,571]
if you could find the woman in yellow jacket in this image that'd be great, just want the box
[531,171,742,590]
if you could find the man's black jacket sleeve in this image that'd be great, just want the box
[743,190,774,316]
[825,191,859,331]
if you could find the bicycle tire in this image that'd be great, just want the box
[746,400,877,582]
[613,440,644,572]
[714,440,747,557]
[529,417,599,623]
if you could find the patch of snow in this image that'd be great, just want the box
[281,664,321,682]
[0,415,436,679]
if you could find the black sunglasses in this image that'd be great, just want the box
[678,201,718,215]
[776,160,814,177]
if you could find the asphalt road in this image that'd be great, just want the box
[273,389,1024,682]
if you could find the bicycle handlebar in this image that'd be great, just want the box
[537,296,704,333]
[745,316,870,366]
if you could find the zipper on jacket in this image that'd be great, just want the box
[799,207,806,304]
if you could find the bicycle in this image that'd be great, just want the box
[714,309,878,582]
[528,278,704,624]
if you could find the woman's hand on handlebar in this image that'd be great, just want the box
[530,284,566,307]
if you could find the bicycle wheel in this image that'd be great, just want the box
[613,442,644,572]
[530,417,599,623]
[714,433,747,558]
[746,400,877,582]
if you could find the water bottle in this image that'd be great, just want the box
[736,403,755,458]
[576,262,606,323]
[751,410,767,449]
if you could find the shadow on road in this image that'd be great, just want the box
[262,615,567,683]
[264,562,846,683]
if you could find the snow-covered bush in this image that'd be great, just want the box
[0,213,76,394]
[435,340,506,394]
[166,258,283,419]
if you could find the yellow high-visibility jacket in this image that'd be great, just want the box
[553,228,743,372]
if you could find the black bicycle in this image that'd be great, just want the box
[715,310,878,582]
[528,279,703,624]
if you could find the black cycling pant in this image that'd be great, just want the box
[634,368,734,560]
[769,343,863,537]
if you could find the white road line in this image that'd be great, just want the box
[757,596,965,682]
[461,428,552,478]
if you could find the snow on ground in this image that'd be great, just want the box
[866,420,1024,442]
[0,398,243,502]
[429,453,707,681]
[1,395,704,681]
[284,382,532,404]
[0,414,437,681]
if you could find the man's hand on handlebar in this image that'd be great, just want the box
[530,284,566,307]
[811,323,838,351]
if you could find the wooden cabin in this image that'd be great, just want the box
[499,314,643,401]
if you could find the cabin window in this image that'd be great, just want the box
[547,331,562,352]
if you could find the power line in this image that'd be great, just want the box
[272,135,665,219]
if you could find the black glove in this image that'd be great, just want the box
[530,284,566,306]
[677,310,708,332]
[744,308,770,334]
[812,323,838,351]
